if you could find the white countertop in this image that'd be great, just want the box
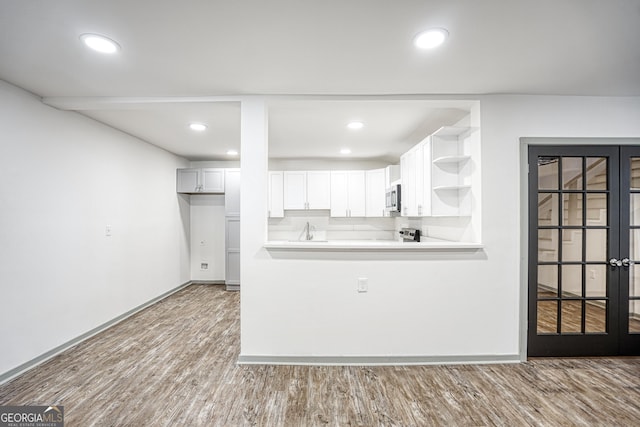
[264,238,483,251]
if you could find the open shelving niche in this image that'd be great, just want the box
[429,126,478,217]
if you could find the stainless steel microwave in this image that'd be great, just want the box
[385,184,401,213]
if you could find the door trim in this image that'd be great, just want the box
[519,138,640,360]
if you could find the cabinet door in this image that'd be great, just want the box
[201,168,225,193]
[306,171,331,209]
[225,217,240,289]
[176,168,199,193]
[283,171,307,209]
[330,171,349,217]
[401,150,418,216]
[421,139,433,216]
[414,143,425,216]
[224,169,241,216]
[366,168,386,217]
[268,171,284,218]
[347,171,366,217]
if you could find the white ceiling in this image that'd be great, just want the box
[1,1,638,161]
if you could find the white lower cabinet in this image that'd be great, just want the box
[330,170,366,217]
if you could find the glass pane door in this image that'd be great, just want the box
[529,146,619,356]
[618,148,640,354]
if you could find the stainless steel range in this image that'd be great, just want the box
[398,227,421,242]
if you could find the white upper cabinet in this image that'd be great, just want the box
[330,170,366,217]
[283,171,306,209]
[306,171,331,209]
[283,171,330,210]
[202,169,225,192]
[268,171,284,218]
[401,143,424,217]
[176,169,199,193]
[177,168,225,193]
[365,168,387,217]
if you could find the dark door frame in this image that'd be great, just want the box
[520,138,640,359]
[527,145,620,356]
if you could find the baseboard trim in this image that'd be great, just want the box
[190,280,226,285]
[0,280,193,386]
[237,354,521,366]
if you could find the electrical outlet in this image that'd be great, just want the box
[105,225,112,237]
[200,262,209,270]
[357,277,368,293]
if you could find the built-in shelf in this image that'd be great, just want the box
[431,126,478,139]
[430,126,477,217]
[433,185,471,191]
[433,155,471,165]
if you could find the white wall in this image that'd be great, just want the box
[0,81,190,377]
[189,195,226,281]
[240,95,640,363]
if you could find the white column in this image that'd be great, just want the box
[239,98,268,353]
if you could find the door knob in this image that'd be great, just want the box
[609,258,623,267]
[622,258,632,267]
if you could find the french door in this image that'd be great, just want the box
[528,145,640,356]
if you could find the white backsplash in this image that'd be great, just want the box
[394,215,475,243]
[268,210,397,241]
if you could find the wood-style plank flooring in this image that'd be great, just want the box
[537,289,640,334]
[1,285,640,426]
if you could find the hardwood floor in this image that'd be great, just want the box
[537,289,640,334]
[1,285,639,426]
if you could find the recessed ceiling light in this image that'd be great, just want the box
[340,148,352,155]
[226,149,239,156]
[189,123,207,131]
[414,28,449,49]
[80,33,120,54]
[347,121,364,130]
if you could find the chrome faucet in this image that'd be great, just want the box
[303,221,314,241]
